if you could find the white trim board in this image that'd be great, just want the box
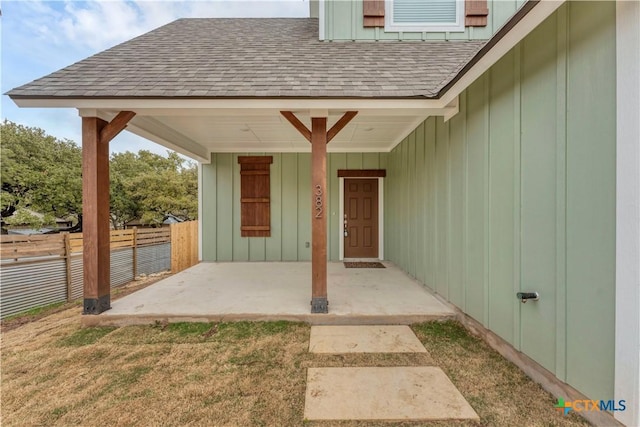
[384,0,465,33]
[197,161,203,262]
[615,1,640,426]
[338,177,384,261]
[378,177,384,261]
[318,0,325,41]
[439,0,565,106]
[40,99,447,110]
[339,178,344,260]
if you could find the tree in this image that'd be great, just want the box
[1,120,82,225]
[3,209,57,230]
[109,151,143,230]
[1,120,198,231]
[110,150,198,228]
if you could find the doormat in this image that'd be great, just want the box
[344,262,385,268]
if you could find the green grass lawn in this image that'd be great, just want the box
[1,308,589,426]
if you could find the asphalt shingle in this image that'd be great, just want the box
[8,18,485,99]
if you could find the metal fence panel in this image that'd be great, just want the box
[0,259,68,318]
[137,243,171,276]
[70,255,83,300]
[111,248,134,288]
[1,238,176,319]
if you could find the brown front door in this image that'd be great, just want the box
[344,179,379,258]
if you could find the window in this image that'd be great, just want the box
[238,156,272,237]
[385,0,466,32]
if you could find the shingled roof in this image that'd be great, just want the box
[8,18,486,100]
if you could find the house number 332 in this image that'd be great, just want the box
[314,185,323,219]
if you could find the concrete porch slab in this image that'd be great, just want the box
[309,325,427,353]
[86,262,455,326]
[304,367,479,421]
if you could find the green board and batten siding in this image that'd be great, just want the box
[201,153,386,262]
[323,0,528,41]
[385,2,616,401]
[201,1,615,403]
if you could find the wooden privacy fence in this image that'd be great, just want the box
[170,220,199,273]
[0,221,198,318]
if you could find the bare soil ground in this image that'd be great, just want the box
[1,296,589,426]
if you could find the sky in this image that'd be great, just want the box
[0,0,309,156]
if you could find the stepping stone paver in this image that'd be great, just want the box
[304,366,479,421]
[309,325,427,353]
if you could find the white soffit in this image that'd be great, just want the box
[78,104,442,161]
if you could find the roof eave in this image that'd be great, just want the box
[438,0,565,105]
[8,94,440,102]
[7,0,563,109]
[10,97,447,110]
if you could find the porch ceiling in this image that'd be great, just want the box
[76,100,456,163]
[152,112,417,152]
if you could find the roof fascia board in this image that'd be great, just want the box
[384,95,458,151]
[443,97,459,122]
[439,0,565,106]
[15,98,444,110]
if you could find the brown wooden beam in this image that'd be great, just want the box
[311,117,328,313]
[327,111,358,143]
[100,111,136,145]
[337,169,386,178]
[280,111,312,142]
[82,117,111,314]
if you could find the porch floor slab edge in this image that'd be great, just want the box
[81,313,456,327]
[89,262,455,326]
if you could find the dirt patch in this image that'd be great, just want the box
[0,301,79,333]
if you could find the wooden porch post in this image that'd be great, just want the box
[280,110,357,314]
[311,116,328,313]
[82,111,136,314]
[82,117,111,314]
